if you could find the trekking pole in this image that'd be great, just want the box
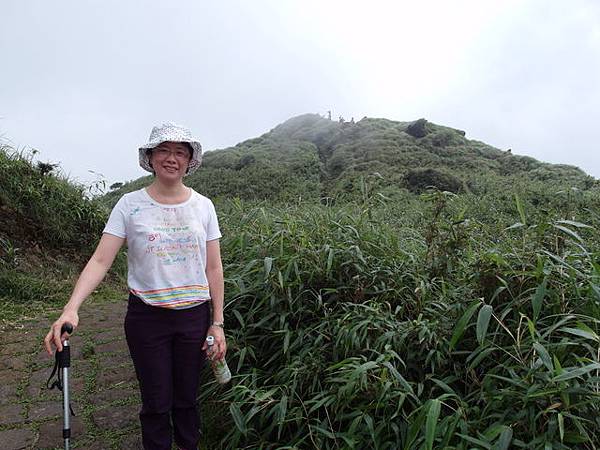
[46,322,74,450]
[60,322,73,450]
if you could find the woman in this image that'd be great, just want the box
[44,122,226,450]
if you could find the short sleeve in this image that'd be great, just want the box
[206,199,222,241]
[103,195,128,238]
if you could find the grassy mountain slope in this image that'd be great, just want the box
[104,114,595,206]
[0,146,123,324]
[2,117,599,448]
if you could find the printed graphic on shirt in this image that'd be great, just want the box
[102,188,221,310]
[145,224,201,266]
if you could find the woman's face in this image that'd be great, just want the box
[149,141,192,180]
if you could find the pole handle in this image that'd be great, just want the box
[61,323,73,335]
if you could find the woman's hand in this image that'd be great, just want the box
[44,309,79,355]
[203,325,227,361]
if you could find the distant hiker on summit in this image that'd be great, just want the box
[44,122,226,450]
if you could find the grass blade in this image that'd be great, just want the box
[560,325,600,342]
[426,399,441,450]
[230,403,247,435]
[264,256,273,280]
[515,194,526,225]
[552,363,600,382]
[494,426,513,450]
[477,304,493,345]
[533,342,553,371]
[558,413,565,443]
[450,301,481,350]
[532,278,547,322]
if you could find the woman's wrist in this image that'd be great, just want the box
[211,310,224,325]
[63,303,79,315]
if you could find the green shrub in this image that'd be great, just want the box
[0,146,107,250]
[406,118,431,138]
[405,168,464,194]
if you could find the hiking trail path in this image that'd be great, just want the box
[1,297,145,449]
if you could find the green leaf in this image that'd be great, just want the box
[263,256,273,279]
[553,224,583,243]
[326,248,334,273]
[555,219,592,229]
[515,194,526,225]
[467,346,497,370]
[236,347,247,372]
[560,325,600,342]
[233,309,245,327]
[553,355,563,373]
[532,278,547,322]
[430,377,457,395]
[229,403,247,434]
[311,425,335,439]
[449,301,481,350]
[382,361,414,394]
[477,304,493,345]
[494,426,513,450]
[277,394,288,423]
[283,330,291,354]
[558,413,565,443]
[552,363,600,382]
[533,342,553,371]
[563,431,589,443]
[457,433,492,449]
[527,318,536,340]
[504,222,525,231]
[364,414,376,443]
[426,400,441,450]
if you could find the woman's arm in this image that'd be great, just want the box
[44,233,125,354]
[203,238,226,359]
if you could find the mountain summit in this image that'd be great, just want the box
[106,113,595,203]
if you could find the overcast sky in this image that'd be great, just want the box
[1,0,599,188]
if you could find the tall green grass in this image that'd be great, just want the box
[2,140,599,448]
[0,145,107,249]
[200,192,599,449]
[0,145,117,324]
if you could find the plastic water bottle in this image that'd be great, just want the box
[206,335,231,384]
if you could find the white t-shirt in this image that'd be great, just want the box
[103,187,222,309]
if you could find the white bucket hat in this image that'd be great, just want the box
[138,122,203,175]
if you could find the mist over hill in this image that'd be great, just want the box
[103,113,595,205]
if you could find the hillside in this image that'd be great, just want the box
[2,118,599,448]
[103,114,596,205]
[0,146,123,324]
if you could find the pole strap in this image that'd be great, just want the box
[46,348,76,416]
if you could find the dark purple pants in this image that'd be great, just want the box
[124,293,210,450]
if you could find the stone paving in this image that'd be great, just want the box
[0,299,144,449]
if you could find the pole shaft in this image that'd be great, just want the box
[63,341,70,449]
